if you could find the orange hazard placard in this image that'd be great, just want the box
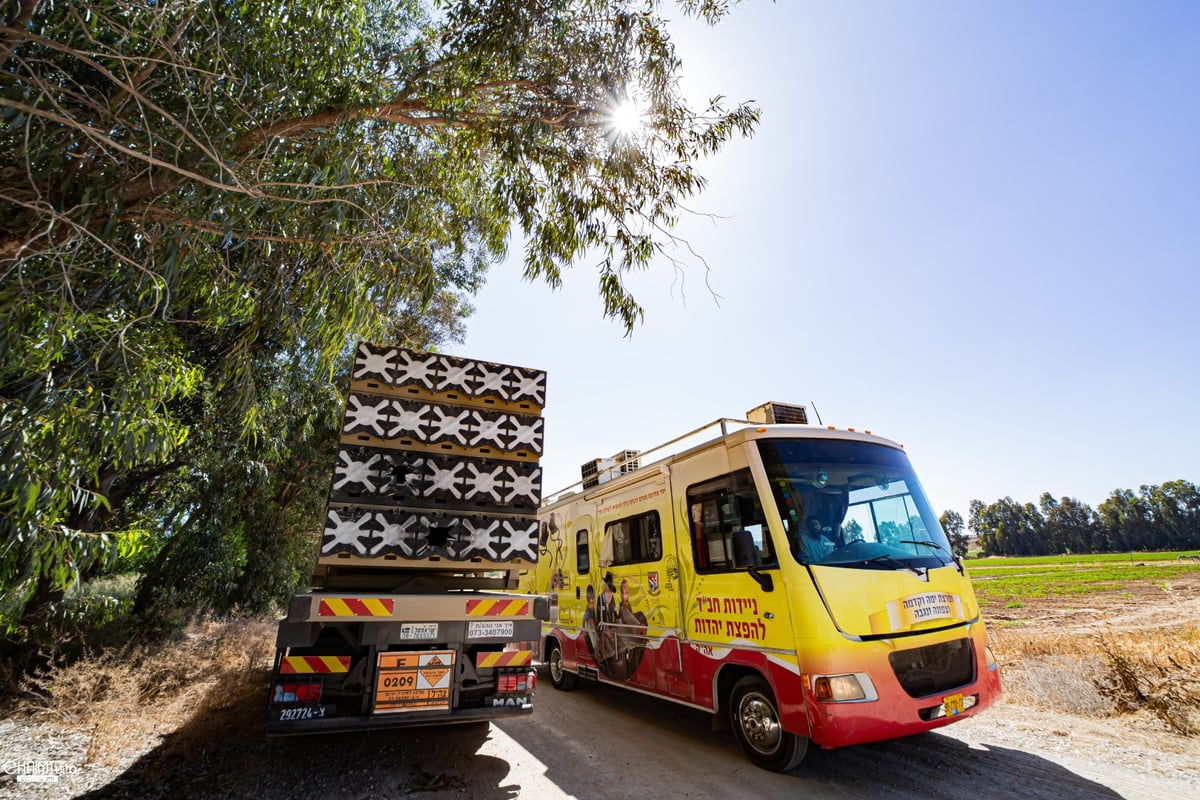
[373,650,455,714]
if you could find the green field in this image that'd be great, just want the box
[965,551,1200,607]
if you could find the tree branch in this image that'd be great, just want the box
[238,92,600,152]
[0,0,42,70]
[111,9,198,116]
[126,206,382,248]
[4,28,250,194]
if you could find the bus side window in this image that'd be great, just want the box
[687,469,770,573]
[690,501,709,571]
[576,530,589,574]
[604,511,663,566]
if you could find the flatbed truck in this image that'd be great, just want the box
[268,344,549,733]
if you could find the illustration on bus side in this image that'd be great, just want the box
[583,572,648,681]
[539,509,656,683]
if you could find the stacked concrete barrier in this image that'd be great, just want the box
[318,343,547,568]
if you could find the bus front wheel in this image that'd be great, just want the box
[546,638,577,690]
[729,676,808,772]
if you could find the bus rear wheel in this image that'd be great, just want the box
[546,638,577,690]
[729,676,807,772]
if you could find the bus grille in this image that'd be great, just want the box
[888,638,974,698]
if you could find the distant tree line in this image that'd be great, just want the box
[955,480,1200,557]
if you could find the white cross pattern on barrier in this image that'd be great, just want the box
[395,349,439,390]
[464,463,504,502]
[388,400,428,439]
[427,406,472,445]
[436,357,477,395]
[504,466,541,505]
[508,417,543,453]
[460,518,501,558]
[508,368,546,405]
[475,365,511,398]
[373,512,419,556]
[333,450,381,493]
[343,394,390,437]
[503,519,538,560]
[354,344,397,383]
[426,459,465,498]
[322,508,377,552]
[469,412,509,449]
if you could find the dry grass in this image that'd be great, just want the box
[990,620,1200,736]
[7,617,277,767]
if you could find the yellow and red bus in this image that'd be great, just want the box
[520,404,1001,771]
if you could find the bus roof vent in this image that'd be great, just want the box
[746,401,809,425]
[580,449,641,489]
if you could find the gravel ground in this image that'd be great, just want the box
[2,573,1197,799]
[2,684,1198,800]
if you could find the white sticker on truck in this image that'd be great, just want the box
[400,623,439,640]
[468,621,514,639]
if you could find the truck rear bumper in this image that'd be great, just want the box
[266,701,533,736]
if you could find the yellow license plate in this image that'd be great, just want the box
[943,693,965,717]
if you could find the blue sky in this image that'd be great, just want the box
[456,1,1200,523]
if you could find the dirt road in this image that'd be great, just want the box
[496,676,1200,800]
[4,575,1199,798]
[8,662,1196,800]
[487,678,1199,800]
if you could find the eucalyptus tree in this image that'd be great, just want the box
[969,496,1045,557]
[938,509,968,558]
[1096,481,1200,552]
[1095,488,1156,553]
[0,0,759,629]
[1141,480,1200,550]
[1038,492,1096,555]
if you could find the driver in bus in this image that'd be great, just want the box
[802,515,837,561]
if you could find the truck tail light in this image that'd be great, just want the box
[271,679,322,705]
[496,669,537,695]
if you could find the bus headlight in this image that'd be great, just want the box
[813,673,876,702]
[985,645,999,670]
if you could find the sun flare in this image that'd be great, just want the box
[608,98,644,136]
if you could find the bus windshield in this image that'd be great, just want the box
[756,438,955,571]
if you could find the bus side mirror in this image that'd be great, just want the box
[748,567,774,593]
[732,530,774,592]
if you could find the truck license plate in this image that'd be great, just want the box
[270,705,333,722]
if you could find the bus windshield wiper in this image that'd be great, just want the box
[900,539,960,570]
[856,554,914,572]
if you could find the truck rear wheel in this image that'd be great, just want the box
[547,638,577,691]
[729,676,807,772]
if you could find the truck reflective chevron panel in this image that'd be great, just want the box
[267,344,549,734]
[519,402,1001,771]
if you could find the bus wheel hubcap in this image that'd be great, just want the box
[740,693,781,753]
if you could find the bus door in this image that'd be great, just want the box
[559,513,595,669]
[684,469,785,678]
[594,494,674,690]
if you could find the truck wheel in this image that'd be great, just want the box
[729,676,807,772]
[547,639,577,690]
